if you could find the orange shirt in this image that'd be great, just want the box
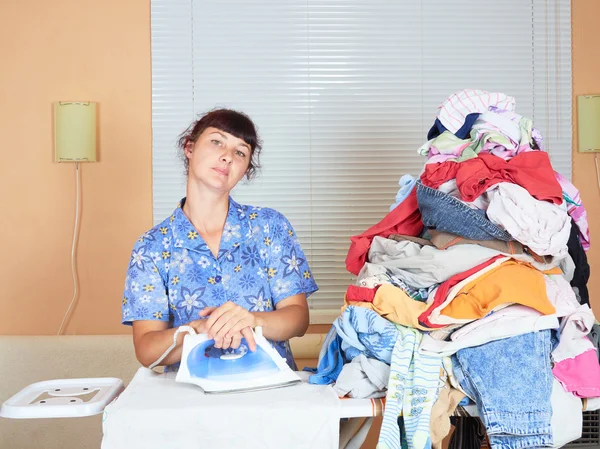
[343,284,430,331]
[440,260,556,320]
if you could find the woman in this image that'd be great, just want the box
[121,109,318,370]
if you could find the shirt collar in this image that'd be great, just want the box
[169,196,250,259]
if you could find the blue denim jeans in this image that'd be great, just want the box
[416,181,513,241]
[452,331,553,449]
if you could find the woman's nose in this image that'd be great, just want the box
[221,151,232,163]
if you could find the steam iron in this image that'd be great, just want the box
[176,327,302,394]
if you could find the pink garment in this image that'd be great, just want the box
[555,171,591,251]
[425,152,461,165]
[424,137,538,166]
[553,349,600,398]
[436,89,515,134]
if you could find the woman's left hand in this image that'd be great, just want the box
[199,302,257,351]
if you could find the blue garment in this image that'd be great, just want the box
[334,306,398,364]
[416,181,513,242]
[427,113,480,140]
[378,325,441,449]
[390,175,417,211]
[452,331,554,449]
[307,326,344,385]
[458,397,472,407]
[122,197,318,369]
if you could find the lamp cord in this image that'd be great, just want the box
[58,162,81,335]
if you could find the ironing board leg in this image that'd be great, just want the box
[339,417,375,449]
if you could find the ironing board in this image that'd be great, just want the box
[3,370,598,419]
[0,370,378,420]
[3,369,598,449]
[101,367,342,449]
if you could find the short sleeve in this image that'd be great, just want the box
[262,210,319,305]
[122,236,170,325]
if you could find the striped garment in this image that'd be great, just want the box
[378,325,443,449]
[436,89,515,134]
[555,171,591,251]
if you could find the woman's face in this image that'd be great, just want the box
[185,127,252,193]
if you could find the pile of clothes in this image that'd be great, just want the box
[308,89,600,449]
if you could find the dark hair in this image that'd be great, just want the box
[177,108,262,180]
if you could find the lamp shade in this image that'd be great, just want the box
[54,101,97,162]
[577,95,600,153]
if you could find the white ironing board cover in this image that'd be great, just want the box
[101,367,341,449]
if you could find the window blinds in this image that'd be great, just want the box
[151,0,572,318]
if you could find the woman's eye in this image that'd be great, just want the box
[236,150,247,158]
[212,139,222,146]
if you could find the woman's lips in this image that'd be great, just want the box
[213,167,229,176]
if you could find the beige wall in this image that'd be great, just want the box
[572,0,600,312]
[0,0,598,336]
[0,0,152,334]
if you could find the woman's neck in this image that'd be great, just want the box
[182,184,230,234]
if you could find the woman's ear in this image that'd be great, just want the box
[184,140,194,159]
[244,165,253,180]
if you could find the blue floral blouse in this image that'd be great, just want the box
[121,197,318,369]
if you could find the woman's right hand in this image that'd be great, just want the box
[189,317,253,351]
[213,327,254,351]
[187,318,209,334]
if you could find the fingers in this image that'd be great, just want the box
[230,332,242,349]
[213,335,231,349]
[214,331,243,350]
[198,306,218,317]
[241,327,256,352]
[203,304,233,340]
[214,328,255,352]
[206,304,249,341]
[211,313,246,342]
[195,303,256,353]
[220,334,233,350]
[204,302,235,330]
[225,319,254,341]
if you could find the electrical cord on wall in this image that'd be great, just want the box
[58,162,81,335]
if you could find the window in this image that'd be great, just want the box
[151,0,572,321]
